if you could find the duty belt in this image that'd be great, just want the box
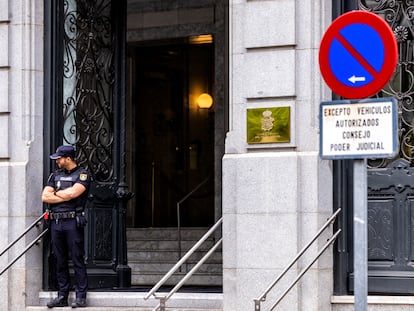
[49,211,76,220]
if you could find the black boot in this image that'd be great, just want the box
[71,298,87,308]
[47,296,68,308]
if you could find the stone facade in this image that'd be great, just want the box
[0,0,338,310]
[0,0,45,310]
[223,1,334,311]
[3,0,412,310]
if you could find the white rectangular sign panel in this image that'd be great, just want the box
[320,98,398,159]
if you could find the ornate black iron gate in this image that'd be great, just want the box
[43,0,132,289]
[366,159,414,293]
[334,0,414,294]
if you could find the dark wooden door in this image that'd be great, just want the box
[365,159,414,293]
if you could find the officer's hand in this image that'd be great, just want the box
[76,215,88,227]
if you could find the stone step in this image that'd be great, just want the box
[128,249,222,262]
[127,238,220,251]
[130,262,222,274]
[126,227,212,240]
[332,295,414,310]
[132,272,223,286]
[34,291,223,310]
[28,308,222,311]
[126,228,222,288]
[128,249,222,286]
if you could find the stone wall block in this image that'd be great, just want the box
[244,49,295,99]
[0,114,9,158]
[244,0,295,48]
[0,23,8,67]
[0,70,8,111]
[0,2,8,21]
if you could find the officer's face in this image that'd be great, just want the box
[56,157,70,169]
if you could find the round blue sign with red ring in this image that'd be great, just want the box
[319,11,398,99]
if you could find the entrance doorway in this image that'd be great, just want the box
[126,38,215,228]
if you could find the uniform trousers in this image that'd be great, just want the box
[50,218,87,299]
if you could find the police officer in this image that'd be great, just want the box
[42,145,90,308]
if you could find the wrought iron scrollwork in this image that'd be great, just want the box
[359,1,414,167]
[62,0,114,182]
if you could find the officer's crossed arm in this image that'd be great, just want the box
[42,186,65,204]
[55,183,86,201]
[42,183,86,204]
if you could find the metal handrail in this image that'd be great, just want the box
[0,212,47,257]
[254,208,342,311]
[0,229,49,275]
[176,176,210,260]
[267,229,341,310]
[144,217,223,311]
[0,212,49,275]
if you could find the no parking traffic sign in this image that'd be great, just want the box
[319,11,398,99]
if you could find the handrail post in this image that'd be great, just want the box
[151,161,155,227]
[159,297,166,311]
[177,201,181,271]
[254,299,261,311]
[176,177,210,261]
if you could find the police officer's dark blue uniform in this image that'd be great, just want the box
[42,145,90,308]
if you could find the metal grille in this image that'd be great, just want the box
[62,0,114,182]
[359,1,414,167]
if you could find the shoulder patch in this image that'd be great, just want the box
[80,173,88,181]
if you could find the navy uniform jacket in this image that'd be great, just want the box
[47,166,91,213]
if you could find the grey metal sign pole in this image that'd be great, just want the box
[353,158,367,311]
[319,98,397,311]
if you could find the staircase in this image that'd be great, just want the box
[34,291,223,310]
[32,227,223,310]
[127,227,223,287]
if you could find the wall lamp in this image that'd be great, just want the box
[197,93,213,109]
